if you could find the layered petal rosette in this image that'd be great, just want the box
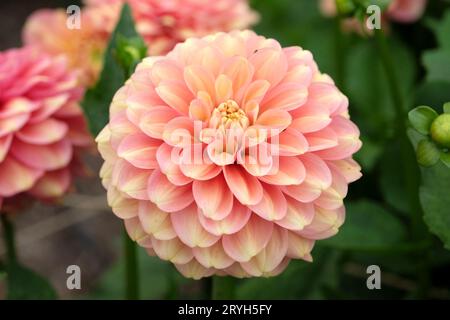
[84,0,259,55]
[97,31,362,279]
[0,47,91,212]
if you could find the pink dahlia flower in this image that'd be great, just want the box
[97,30,362,279]
[387,0,427,23]
[319,0,427,33]
[0,47,91,213]
[23,8,109,87]
[84,0,259,55]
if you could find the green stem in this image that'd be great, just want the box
[1,214,17,264]
[374,28,428,298]
[123,228,139,300]
[212,276,236,300]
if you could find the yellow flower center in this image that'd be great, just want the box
[211,100,249,129]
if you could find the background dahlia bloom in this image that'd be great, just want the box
[0,47,91,213]
[84,0,259,55]
[319,0,427,33]
[97,30,362,279]
[23,8,109,87]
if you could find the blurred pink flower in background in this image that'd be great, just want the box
[23,8,110,87]
[97,30,362,279]
[0,47,91,213]
[319,0,427,35]
[23,0,258,87]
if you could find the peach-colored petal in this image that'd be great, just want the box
[0,134,13,162]
[156,143,192,186]
[138,200,176,240]
[198,200,251,236]
[223,165,263,205]
[151,237,194,264]
[276,128,308,156]
[222,215,273,262]
[147,169,194,212]
[28,168,70,198]
[171,203,220,248]
[117,133,160,169]
[193,174,233,220]
[297,205,346,240]
[112,159,151,200]
[107,186,139,219]
[240,226,288,276]
[314,166,348,210]
[193,242,234,269]
[0,156,43,197]
[287,232,315,262]
[139,106,179,139]
[10,138,72,170]
[275,196,315,231]
[249,183,287,221]
[259,156,305,186]
[175,259,215,280]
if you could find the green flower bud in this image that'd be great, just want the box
[430,114,450,148]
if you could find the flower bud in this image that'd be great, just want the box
[430,114,450,148]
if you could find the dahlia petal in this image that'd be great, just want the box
[221,56,254,98]
[171,203,220,248]
[0,112,30,137]
[222,215,273,262]
[109,110,140,149]
[180,144,222,180]
[0,97,39,119]
[175,259,214,280]
[242,80,270,108]
[198,200,251,236]
[107,187,139,219]
[223,165,263,205]
[29,94,70,123]
[287,232,315,261]
[112,159,151,200]
[225,263,251,278]
[327,158,362,183]
[275,196,315,231]
[151,237,194,264]
[0,134,13,162]
[16,118,68,145]
[96,126,116,162]
[240,227,288,276]
[249,183,287,221]
[314,116,362,160]
[249,47,288,87]
[0,156,43,197]
[150,60,183,86]
[139,106,179,139]
[304,127,338,151]
[117,133,160,169]
[193,174,233,220]
[215,74,233,103]
[10,138,72,170]
[184,65,215,97]
[28,168,70,199]
[255,109,292,131]
[290,102,331,134]
[238,142,273,177]
[155,81,192,115]
[276,128,308,156]
[297,206,346,240]
[124,217,152,246]
[259,156,305,186]
[261,82,308,112]
[162,116,194,147]
[147,169,194,212]
[193,242,234,269]
[315,167,348,210]
[64,116,92,147]
[138,201,176,240]
[156,143,192,186]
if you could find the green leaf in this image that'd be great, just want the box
[444,102,450,114]
[6,263,57,300]
[322,200,407,251]
[416,139,441,167]
[441,152,450,168]
[82,4,146,136]
[408,106,438,135]
[420,162,450,250]
[423,49,450,83]
[426,11,450,50]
